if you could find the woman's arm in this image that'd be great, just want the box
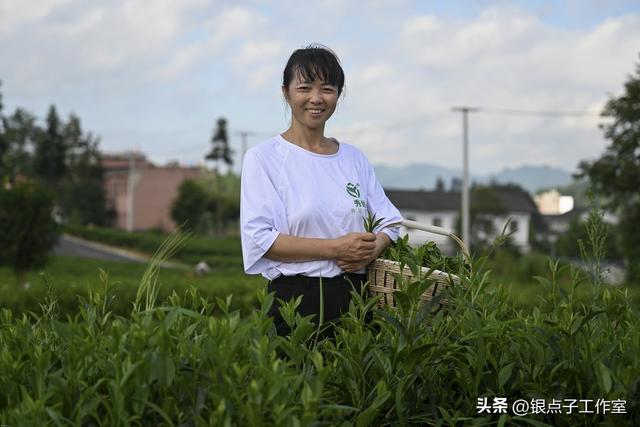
[265,231,378,263]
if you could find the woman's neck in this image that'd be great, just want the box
[282,125,337,155]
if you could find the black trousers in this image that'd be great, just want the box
[267,273,367,337]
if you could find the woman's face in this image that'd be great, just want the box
[283,72,339,130]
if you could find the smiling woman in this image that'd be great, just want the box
[240,44,402,336]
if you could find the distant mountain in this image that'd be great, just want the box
[374,163,573,194]
[489,166,574,194]
[373,163,466,190]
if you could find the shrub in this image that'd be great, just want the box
[0,181,59,284]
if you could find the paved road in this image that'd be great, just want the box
[53,234,189,270]
[53,235,148,263]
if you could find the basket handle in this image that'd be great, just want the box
[390,219,472,266]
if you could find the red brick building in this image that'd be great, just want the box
[102,152,203,231]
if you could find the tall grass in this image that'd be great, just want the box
[0,209,638,425]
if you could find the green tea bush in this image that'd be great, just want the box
[1,212,638,425]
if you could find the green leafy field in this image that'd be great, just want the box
[1,219,638,425]
[1,251,638,425]
[0,255,265,317]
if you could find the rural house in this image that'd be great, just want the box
[102,152,203,232]
[384,187,540,253]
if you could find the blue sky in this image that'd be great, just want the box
[1,0,639,175]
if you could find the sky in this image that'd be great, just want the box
[1,0,639,175]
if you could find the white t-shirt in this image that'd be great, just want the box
[240,134,402,280]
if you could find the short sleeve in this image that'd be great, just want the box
[364,158,403,241]
[240,151,284,274]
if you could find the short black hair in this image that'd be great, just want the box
[282,44,345,96]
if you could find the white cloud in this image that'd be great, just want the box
[0,0,71,34]
[334,8,640,173]
[1,2,638,175]
[233,40,284,68]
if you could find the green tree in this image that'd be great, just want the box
[61,114,107,225]
[0,181,59,285]
[578,56,640,283]
[1,108,38,183]
[205,117,233,170]
[33,105,68,191]
[469,185,507,250]
[171,179,210,233]
[0,81,5,177]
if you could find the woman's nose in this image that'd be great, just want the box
[309,89,322,103]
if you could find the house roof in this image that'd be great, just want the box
[384,187,539,214]
[543,207,587,221]
[384,189,459,211]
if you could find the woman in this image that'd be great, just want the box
[240,44,402,336]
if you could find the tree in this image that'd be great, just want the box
[1,108,38,183]
[205,117,233,170]
[578,55,640,283]
[469,185,508,249]
[0,81,5,175]
[61,114,107,225]
[0,181,59,285]
[171,179,210,233]
[33,105,68,191]
[435,177,445,191]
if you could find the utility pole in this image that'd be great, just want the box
[234,131,259,172]
[451,106,480,249]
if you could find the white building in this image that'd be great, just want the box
[385,187,540,253]
[534,189,574,215]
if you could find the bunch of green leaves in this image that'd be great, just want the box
[362,211,385,233]
[383,234,470,275]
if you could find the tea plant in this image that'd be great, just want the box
[0,209,638,425]
[382,233,470,276]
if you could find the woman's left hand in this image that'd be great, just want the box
[336,232,390,272]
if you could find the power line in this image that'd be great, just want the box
[475,107,602,117]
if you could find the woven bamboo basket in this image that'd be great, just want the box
[367,219,471,313]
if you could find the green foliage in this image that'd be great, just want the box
[0,181,59,284]
[33,105,67,190]
[171,172,240,236]
[0,92,108,226]
[59,114,108,226]
[556,217,621,259]
[362,211,384,233]
[383,234,470,275]
[0,215,639,425]
[0,108,37,182]
[0,256,263,317]
[205,117,233,167]
[579,55,640,283]
[170,179,209,233]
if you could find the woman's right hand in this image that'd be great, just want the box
[333,232,377,262]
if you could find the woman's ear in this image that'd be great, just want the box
[281,85,289,102]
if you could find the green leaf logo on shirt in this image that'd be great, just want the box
[346,182,360,198]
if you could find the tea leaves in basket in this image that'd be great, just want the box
[382,234,469,275]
